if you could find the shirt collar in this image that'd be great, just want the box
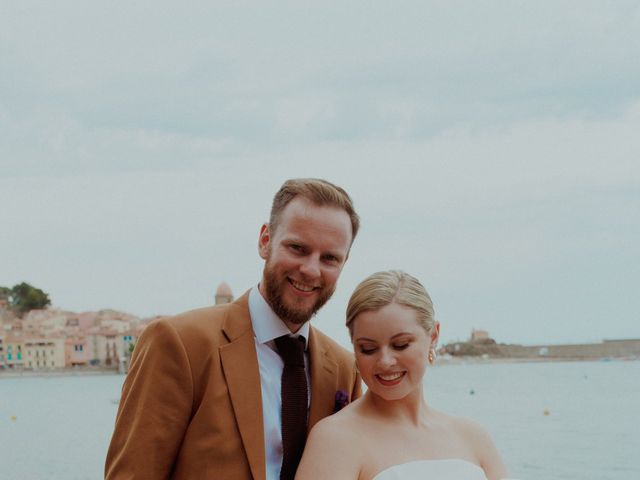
[248,285,310,349]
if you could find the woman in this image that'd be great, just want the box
[296,270,510,480]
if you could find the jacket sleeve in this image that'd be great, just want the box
[105,319,194,480]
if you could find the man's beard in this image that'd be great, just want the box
[263,262,335,326]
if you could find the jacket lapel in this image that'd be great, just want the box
[220,293,265,480]
[307,327,339,430]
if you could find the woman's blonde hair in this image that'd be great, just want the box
[346,270,435,337]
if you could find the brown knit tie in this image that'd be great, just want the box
[275,335,308,480]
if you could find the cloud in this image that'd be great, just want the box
[1,1,639,345]
[2,1,639,166]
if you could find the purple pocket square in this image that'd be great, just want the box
[333,390,350,413]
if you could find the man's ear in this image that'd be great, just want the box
[258,223,270,260]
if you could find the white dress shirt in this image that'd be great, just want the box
[248,286,311,480]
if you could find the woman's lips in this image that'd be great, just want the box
[375,371,406,386]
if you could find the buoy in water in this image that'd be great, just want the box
[10,415,16,422]
[543,409,550,416]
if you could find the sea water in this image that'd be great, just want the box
[0,360,638,479]
[426,360,640,480]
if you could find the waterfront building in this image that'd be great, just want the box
[65,336,89,366]
[116,327,145,373]
[24,336,65,369]
[22,309,71,337]
[64,316,82,335]
[85,330,103,366]
[120,330,137,357]
[85,330,121,367]
[100,318,132,334]
[4,335,25,368]
[0,333,4,368]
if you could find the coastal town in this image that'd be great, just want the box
[1,280,639,374]
[0,282,234,373]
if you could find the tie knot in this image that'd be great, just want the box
[275,335,305,367]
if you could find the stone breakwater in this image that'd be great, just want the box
[444,338,640,360]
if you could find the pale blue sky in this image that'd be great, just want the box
[1,1,639,346]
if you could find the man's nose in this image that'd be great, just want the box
[299,255,321,278]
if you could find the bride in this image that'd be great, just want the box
[296,270,510,480]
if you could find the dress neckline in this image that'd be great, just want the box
[373,458,485,479]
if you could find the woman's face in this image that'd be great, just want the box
[352,302,437,401]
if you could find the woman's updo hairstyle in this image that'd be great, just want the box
[346,270,435,338]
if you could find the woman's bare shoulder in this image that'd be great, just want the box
[429,409,490,437]
[311,400,367,440]
[296,402,367,480]
[453,415,494,443]
[431,410,507,479]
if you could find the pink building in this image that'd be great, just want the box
[65,336,89,366]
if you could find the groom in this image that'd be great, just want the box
[105,178,362,480]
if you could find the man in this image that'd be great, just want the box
[105,178,362,480]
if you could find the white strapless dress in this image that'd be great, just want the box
[373,459,487,480]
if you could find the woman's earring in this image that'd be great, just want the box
[428,348,436,364]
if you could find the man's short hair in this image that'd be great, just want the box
[269,178,360,243]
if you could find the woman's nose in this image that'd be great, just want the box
[377,348,396,368]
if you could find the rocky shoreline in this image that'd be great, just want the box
[441,337,640,361]
[435,354,638,366]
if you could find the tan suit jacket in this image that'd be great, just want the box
[105,291,361,479]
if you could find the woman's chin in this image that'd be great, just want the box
[366,385,411,402]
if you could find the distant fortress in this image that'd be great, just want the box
[442,329,640,360]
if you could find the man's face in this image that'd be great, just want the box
[258,196,353,332]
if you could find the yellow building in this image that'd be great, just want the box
[24,337,66,369]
